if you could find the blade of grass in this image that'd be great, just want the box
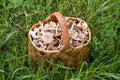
[0,70,5,73]
[98,72,120,80]
[0,31,17,48]
[11,67,29,80]
[17,75,35,80]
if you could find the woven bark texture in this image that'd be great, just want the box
[28,12,91,68]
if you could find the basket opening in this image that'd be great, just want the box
[29,17,90,51]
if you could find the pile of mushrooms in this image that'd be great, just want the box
[30,17,89,51]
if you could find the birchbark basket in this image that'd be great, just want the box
[28,12,91,69]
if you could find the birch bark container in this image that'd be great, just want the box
[28,12,91,68]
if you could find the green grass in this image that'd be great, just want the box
[0,0,120,80]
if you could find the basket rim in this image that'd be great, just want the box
[28,17,91,53]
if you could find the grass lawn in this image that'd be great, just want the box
[0,0,120,80]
